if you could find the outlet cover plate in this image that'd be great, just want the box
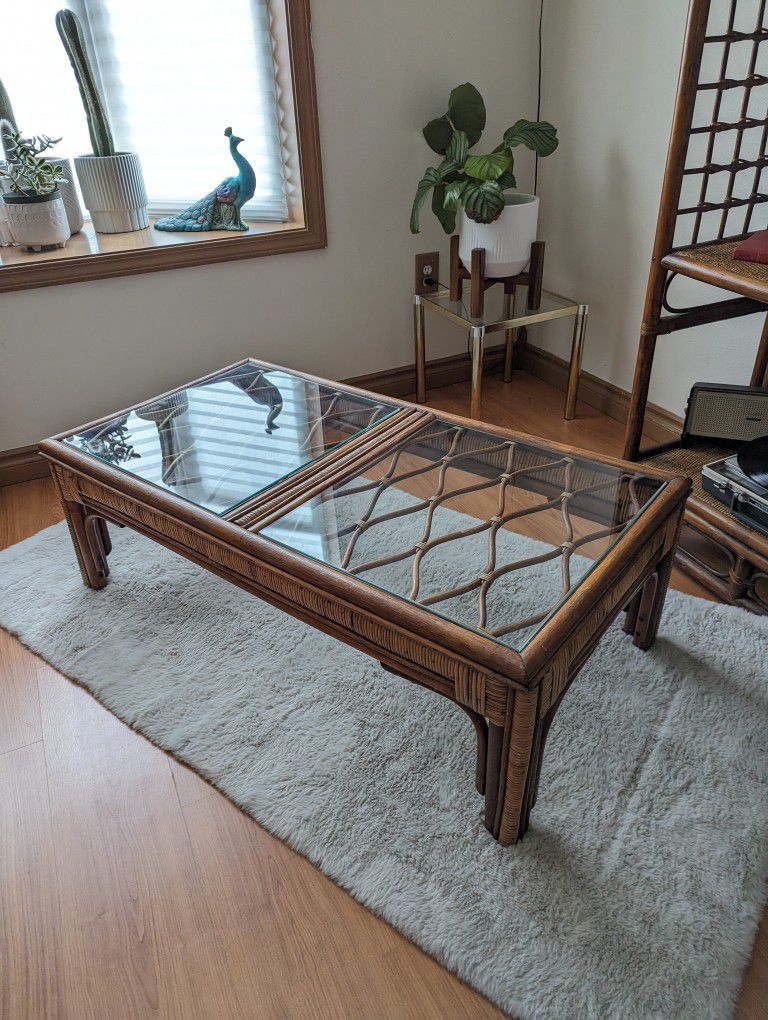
[415,252,440,295]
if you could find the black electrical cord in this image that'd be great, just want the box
[534,0,544,196]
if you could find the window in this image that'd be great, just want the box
[2,0,288,220]
[0,0,324,291]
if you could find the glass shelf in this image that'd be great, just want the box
[417,285,579,334]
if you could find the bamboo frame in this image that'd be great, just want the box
[40,359,689,845]
[622,0,768,611]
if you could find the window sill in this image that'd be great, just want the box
[0,212,324,294]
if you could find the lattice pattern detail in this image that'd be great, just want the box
[679,0,768,247]
[326,424,655,642]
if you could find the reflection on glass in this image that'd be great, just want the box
[262,419,666,649]
[64,365,395,514]
[77,416,140,465]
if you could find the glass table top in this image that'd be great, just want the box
[64,364,395,514]
[419,284,578,331]
[260,418,667,650]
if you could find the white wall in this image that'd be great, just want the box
[0,1,537,451]
[534,0,764,420]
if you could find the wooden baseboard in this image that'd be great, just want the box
[349,341,683,446]
[0,444,50,487]
[517,344,682,445]
[347,342,508,399]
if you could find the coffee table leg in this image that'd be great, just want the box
[60,498,111,590]
[626,547,675,651]
[484,723,504,831]
[453,702,488,795]
[485,688,540,846]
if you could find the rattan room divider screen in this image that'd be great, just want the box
[623,0,768,613]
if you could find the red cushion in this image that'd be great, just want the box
[733,230,768,264]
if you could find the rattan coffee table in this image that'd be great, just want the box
[39,360,690,846]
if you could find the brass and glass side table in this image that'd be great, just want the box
[413,286,589,421]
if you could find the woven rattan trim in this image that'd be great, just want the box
[664,240,768,293]
[643,441,739,519]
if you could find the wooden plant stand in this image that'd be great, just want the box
[449,234,545,320]
[622,0,768,613]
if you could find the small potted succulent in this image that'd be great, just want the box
[411,84,558,276]
[0,130,70,251]
[56,9,149,233]
[0,77,83,236]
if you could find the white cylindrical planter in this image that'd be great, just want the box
[459,193,540,277]
[2,191,70,250]
[49,158,84,234]
[74,151,149,233]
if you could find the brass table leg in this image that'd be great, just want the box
[413,297,426,404]
[565,303,588,420]
[503,288,516,383]
[470,325,485,420]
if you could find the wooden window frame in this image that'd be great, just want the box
[0,0,325,295]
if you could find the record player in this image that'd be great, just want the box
[702,442,768,538]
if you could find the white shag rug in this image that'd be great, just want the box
[1,518,767,1020]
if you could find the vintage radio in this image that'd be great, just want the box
[683,383,768,444]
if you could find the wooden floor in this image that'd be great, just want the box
[1,370,766,1019]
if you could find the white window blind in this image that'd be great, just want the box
[0,0,288,222]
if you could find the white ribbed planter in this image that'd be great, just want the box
[2,191,69,250]
[459,193,540,277]
[74,152,149,233]
[48,158,84,234]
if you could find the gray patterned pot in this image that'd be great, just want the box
[2,190,69,250]
[74,151,149,233]
[1,158,83,238]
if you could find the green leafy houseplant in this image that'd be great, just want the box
[0,131,66,197]
[410,83,558,234]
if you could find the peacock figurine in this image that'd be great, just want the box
[155,127,256,232]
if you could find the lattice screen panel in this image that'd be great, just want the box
[676,0,768,249]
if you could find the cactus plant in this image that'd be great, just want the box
[0,78,18,161]
[55,9,115,157]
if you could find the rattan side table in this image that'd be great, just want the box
[414,286,588,421]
